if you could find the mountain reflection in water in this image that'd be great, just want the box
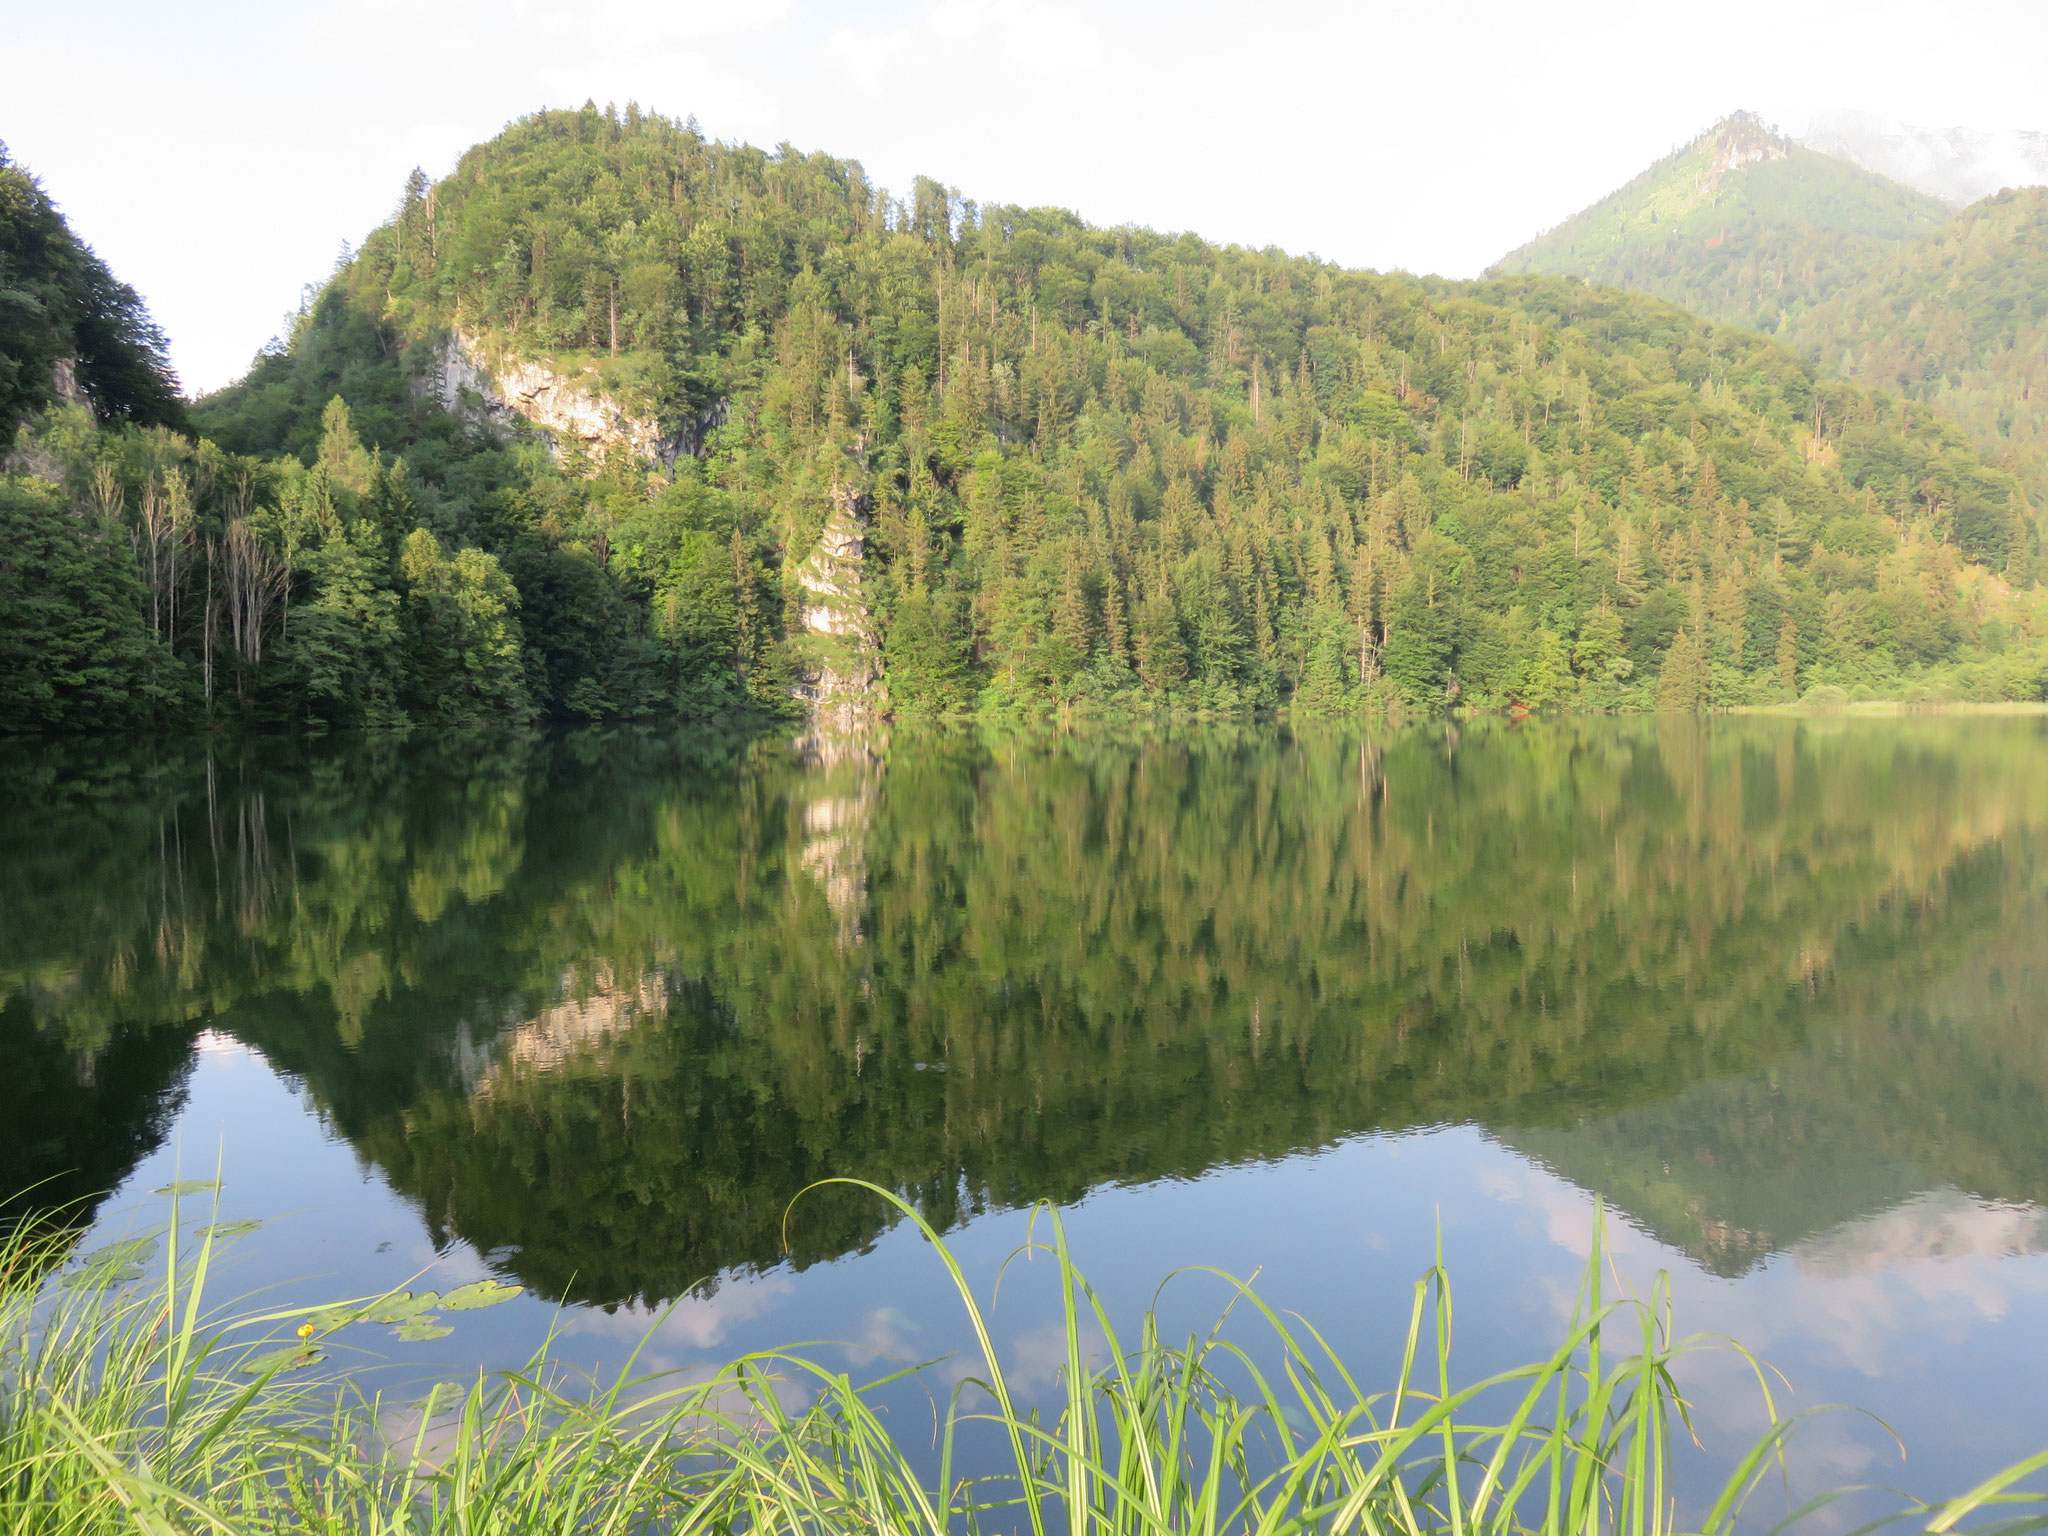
[4,718,2046,1312]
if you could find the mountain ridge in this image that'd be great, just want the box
[1780,185,2048,507]
[1490,112,1950,333]
[1494,113,2048,514]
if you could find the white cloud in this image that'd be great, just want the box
[829,0,1103,97]
[827,24,919,92]
[565,1273,797,1355]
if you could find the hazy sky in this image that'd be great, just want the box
[8,0,2047,394]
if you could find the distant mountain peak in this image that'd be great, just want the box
[1488,111,1945,333]
[1799,109,2048,207]
[1699,111,1792,187]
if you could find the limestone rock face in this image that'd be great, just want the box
[50,357,87,409]
[790,484,888,730]
[413,329,722,467]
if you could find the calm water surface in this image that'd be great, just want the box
[5,719,2047,1519]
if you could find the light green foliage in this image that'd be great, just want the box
[1492,113,1948,333]
[442,1280,522,1310]
[397,529,534,725]
[286,512,408,728]
[882,584,977,712]
[1493,120,2046,574]
[1782,186,2048,514]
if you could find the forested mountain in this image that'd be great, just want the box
[1491,114,1950,334]
[1779,188,2048,507]
[1495,116,2048,544]
[4,108,2044,734]
[0,144,183,432]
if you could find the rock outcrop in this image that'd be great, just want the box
[790,484,888,730]
[50,357,87,409]
[413,329,721,468]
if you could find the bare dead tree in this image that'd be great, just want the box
[136,475,168,642]
[164,470,194,648]
[225,517,289,671]
[89,462,123,524]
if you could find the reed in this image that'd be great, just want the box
[3,1179,2043,1536]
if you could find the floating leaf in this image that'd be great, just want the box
[77,1236,157,1269]
[64,1236,157,1283]
[204,1220,262,1239]
[365,1291,440,1324]
[415,1381,471,1413]
[242,1345,323,1376]
[393,1318,453,1342]
[61,1267,145,1290]
[307,1304,368,1334]
[152,1180,221,1197]
[441,1280,522,1311]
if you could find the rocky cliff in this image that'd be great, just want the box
[790,484,888,731]
[413,329,721,468]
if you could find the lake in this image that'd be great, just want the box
[5,718,2047,1521]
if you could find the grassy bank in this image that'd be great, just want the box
[5,1182,2045,1536]
[1728,697,2048,717]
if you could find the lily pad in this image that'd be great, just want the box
[365,1290,440,1324]
[77,1236,157,1269]
[204,1219,262,1239]
[393,1318,453,1342]
[242,1344,324,1376]
[152,1180,222,1197]
[63,1236,156,1284]
[415,1381,472,1412]
[307,1304,368,1334]
[441,1280,523,1311]
[61,1266,146,1289]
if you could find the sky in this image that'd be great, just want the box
[7,0,2048,395]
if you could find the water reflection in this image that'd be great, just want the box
[4,719,2047,1318]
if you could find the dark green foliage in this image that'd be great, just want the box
[0,145,183,432]
[0,478,166,729]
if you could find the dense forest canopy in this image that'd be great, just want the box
[4,108,2045,732]
[1497,116,2048,556]
[1781,187,2048,509]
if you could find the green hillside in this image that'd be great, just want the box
[1491,113,1949,334]
[4,108,2044,734]
[1781,187,2048,507]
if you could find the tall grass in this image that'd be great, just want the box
[3,1179,2044,1535]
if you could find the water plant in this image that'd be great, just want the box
[3,1179,2044,1535]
